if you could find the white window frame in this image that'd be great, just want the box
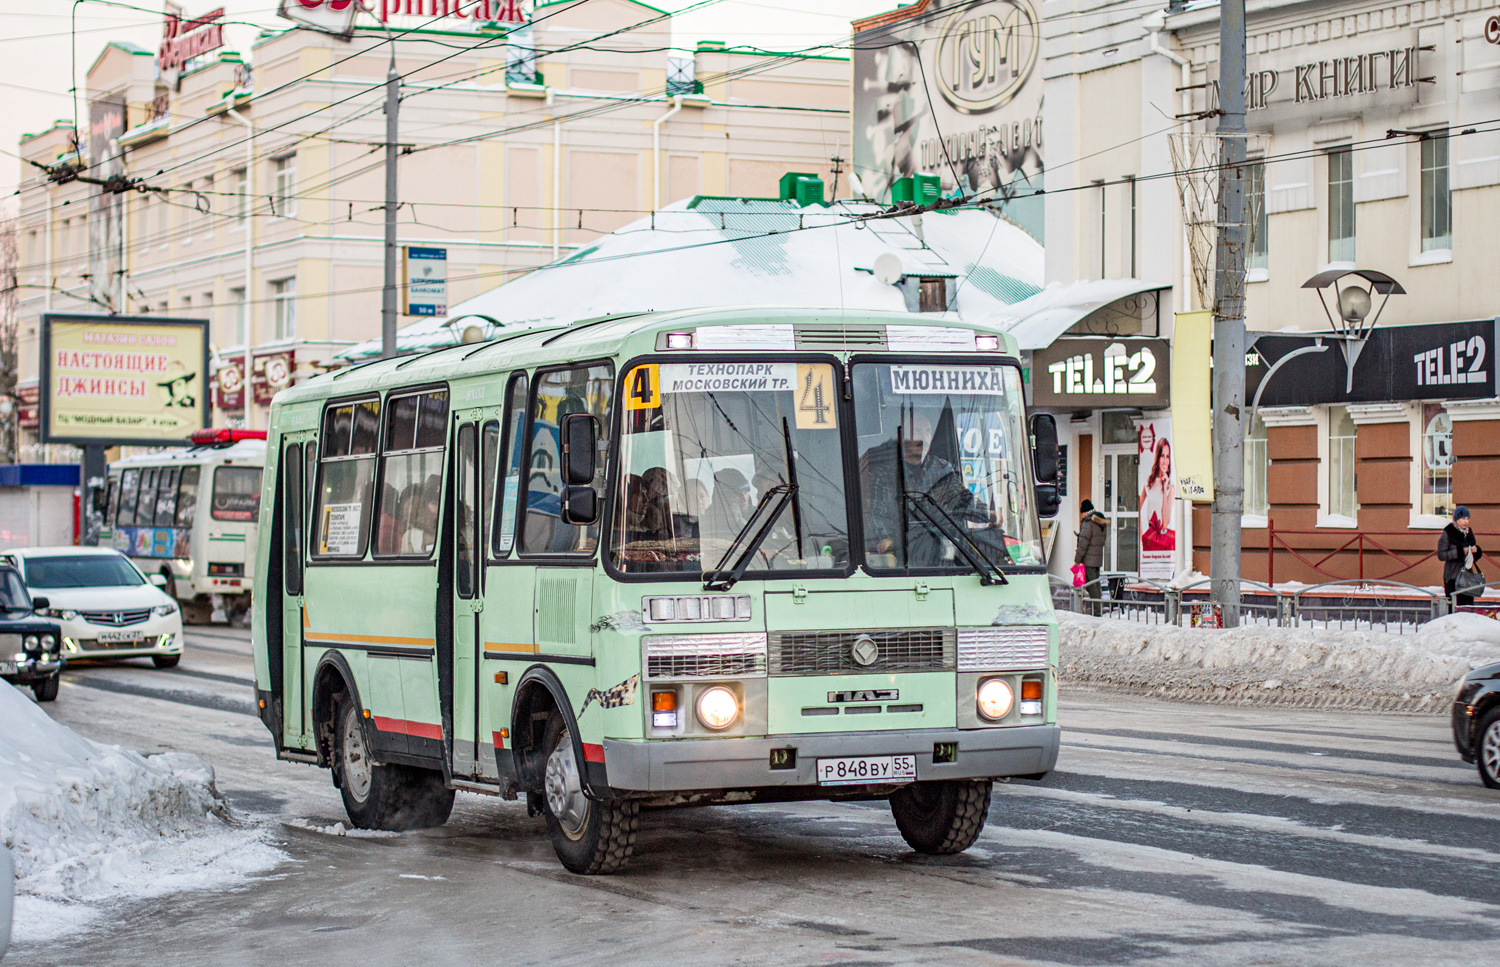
[1321,404,1358,527]
[1419,134,1452,257]
[1326,147,1355,266]
[272,155,296,219]
[270,277,296,341]
[232,167,249,226]
[229,286,247,346]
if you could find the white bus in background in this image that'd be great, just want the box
[102,429,266,624]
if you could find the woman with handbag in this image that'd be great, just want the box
[1439,505,1485,607]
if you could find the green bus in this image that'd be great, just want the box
[252,307,1062,874]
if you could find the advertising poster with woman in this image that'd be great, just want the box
[1138,419,1176,579]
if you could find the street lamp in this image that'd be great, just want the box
[1301,268,1405,392]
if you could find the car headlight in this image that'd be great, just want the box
[58,609,78,620]
[153,604,177,617]
[23,634,38,649]
[976,678,1014,721]
[695,686,740,731]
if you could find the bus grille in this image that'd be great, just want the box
[769,628,955,676]
[794,324,887,348]
[79,609,153,627]
[957,626,1050,671]
[642,633,767,680]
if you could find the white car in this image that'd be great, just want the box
[2,547,184,668]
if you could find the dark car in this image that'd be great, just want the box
[1453,661,1500,788]
[0,563,63,702]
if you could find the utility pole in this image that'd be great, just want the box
[381,48,400,360]
[1210,0,1248,626]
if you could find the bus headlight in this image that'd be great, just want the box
[976,679,1014,721]
[696,686,739,731]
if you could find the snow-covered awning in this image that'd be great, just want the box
[997,278,1170,351]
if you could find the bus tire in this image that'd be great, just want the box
[31,672,60,702]
[889,779,991,855]
[152,654,181,669]
[540,712,637,875]
[335,699,454,831]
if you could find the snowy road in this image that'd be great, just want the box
[8,626,1500,966]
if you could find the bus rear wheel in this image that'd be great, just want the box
[889,779,991,855]
[335,699,454,831]
[540,713,637,874]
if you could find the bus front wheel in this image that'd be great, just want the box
[540,712,638,875]
[889,779,991,855]
[335,699,454,831]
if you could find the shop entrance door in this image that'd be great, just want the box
[1102,446,1139,574]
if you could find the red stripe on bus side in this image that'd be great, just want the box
[372,716,444,740]
[582,743,605,763]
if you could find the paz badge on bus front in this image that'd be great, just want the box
[850,634,879,667]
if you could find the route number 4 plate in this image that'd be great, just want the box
[816,754,917,786]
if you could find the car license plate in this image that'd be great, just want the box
[0,660,15,674]
[97,630,144,643]
[816,754,917,786]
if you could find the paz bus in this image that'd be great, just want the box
[251,308,1062,874]
[103,428,266,623]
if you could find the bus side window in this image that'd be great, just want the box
[304,443,317,530]
[480,421,499,562]
[103,477,118,527]
[492,373,527,558]
[373,389,450,558]
[285,444,304,596]
[155,468,180,527]
[118,469,141,527]
[520,363,613,556]
[136,468,159,529]
[175,467,200,528]
[313,398,381,558]
[456,425,477,598]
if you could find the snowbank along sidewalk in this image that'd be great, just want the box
[1059,611,1500,712]
[0,683,284,944]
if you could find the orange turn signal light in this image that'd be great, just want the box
[652,691,677,712]
[1021,680,1043,701]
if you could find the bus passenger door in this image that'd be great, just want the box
[279,432,315,748]
[450,421,483,779]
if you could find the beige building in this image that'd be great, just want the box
[1040,0,1500,586]
[13,0,850,436]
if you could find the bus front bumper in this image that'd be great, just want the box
[602,725,1060,793]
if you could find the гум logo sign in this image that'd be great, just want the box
[935,0,1039,114]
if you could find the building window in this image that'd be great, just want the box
[272,156,296,217]
[1421,135,1451,253]
[1247,160,1268,272]
[506,26,538,85]
[232,167,248,222]
[1422,405,1454,518]
[1244,411,1268,517]
[271,278,295,340]
[1327,147,1354,263]
[666,55,698,96]
[229,286,246,345]
[1328,405,1358,522]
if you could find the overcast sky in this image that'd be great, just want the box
[0,0,883,198]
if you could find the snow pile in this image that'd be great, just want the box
[1059,611,1500,711]
[0,684,284,943]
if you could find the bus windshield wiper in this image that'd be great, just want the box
[702,483,798,592]
[903,490,1008,586]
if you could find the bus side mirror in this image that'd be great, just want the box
[562,413,599,486]
[1030,413,1060,519]
[563,486,599,526]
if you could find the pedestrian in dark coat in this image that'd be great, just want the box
[1075,499,1108,614]
[1439,505,1484,607]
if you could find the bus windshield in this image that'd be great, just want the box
[852,361,1043,570]
[611,361,849,575]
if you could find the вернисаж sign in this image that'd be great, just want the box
[40,313,210,446]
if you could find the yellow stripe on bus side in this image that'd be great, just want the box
[483,642,538,655]
[309,631,436,648]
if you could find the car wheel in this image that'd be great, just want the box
[152,654,181,669]
[335,698,453,831]
[31,672,60,703]
[1478,708,1500,790]
[540,712,637,874]
[889,779,991,855]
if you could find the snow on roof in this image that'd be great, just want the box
[996,278,1170,350]
[338,197,1044,360]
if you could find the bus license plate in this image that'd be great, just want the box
[816,755,917,786]
[98,631,144,643]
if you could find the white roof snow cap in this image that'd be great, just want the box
[998,279,1169,351]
